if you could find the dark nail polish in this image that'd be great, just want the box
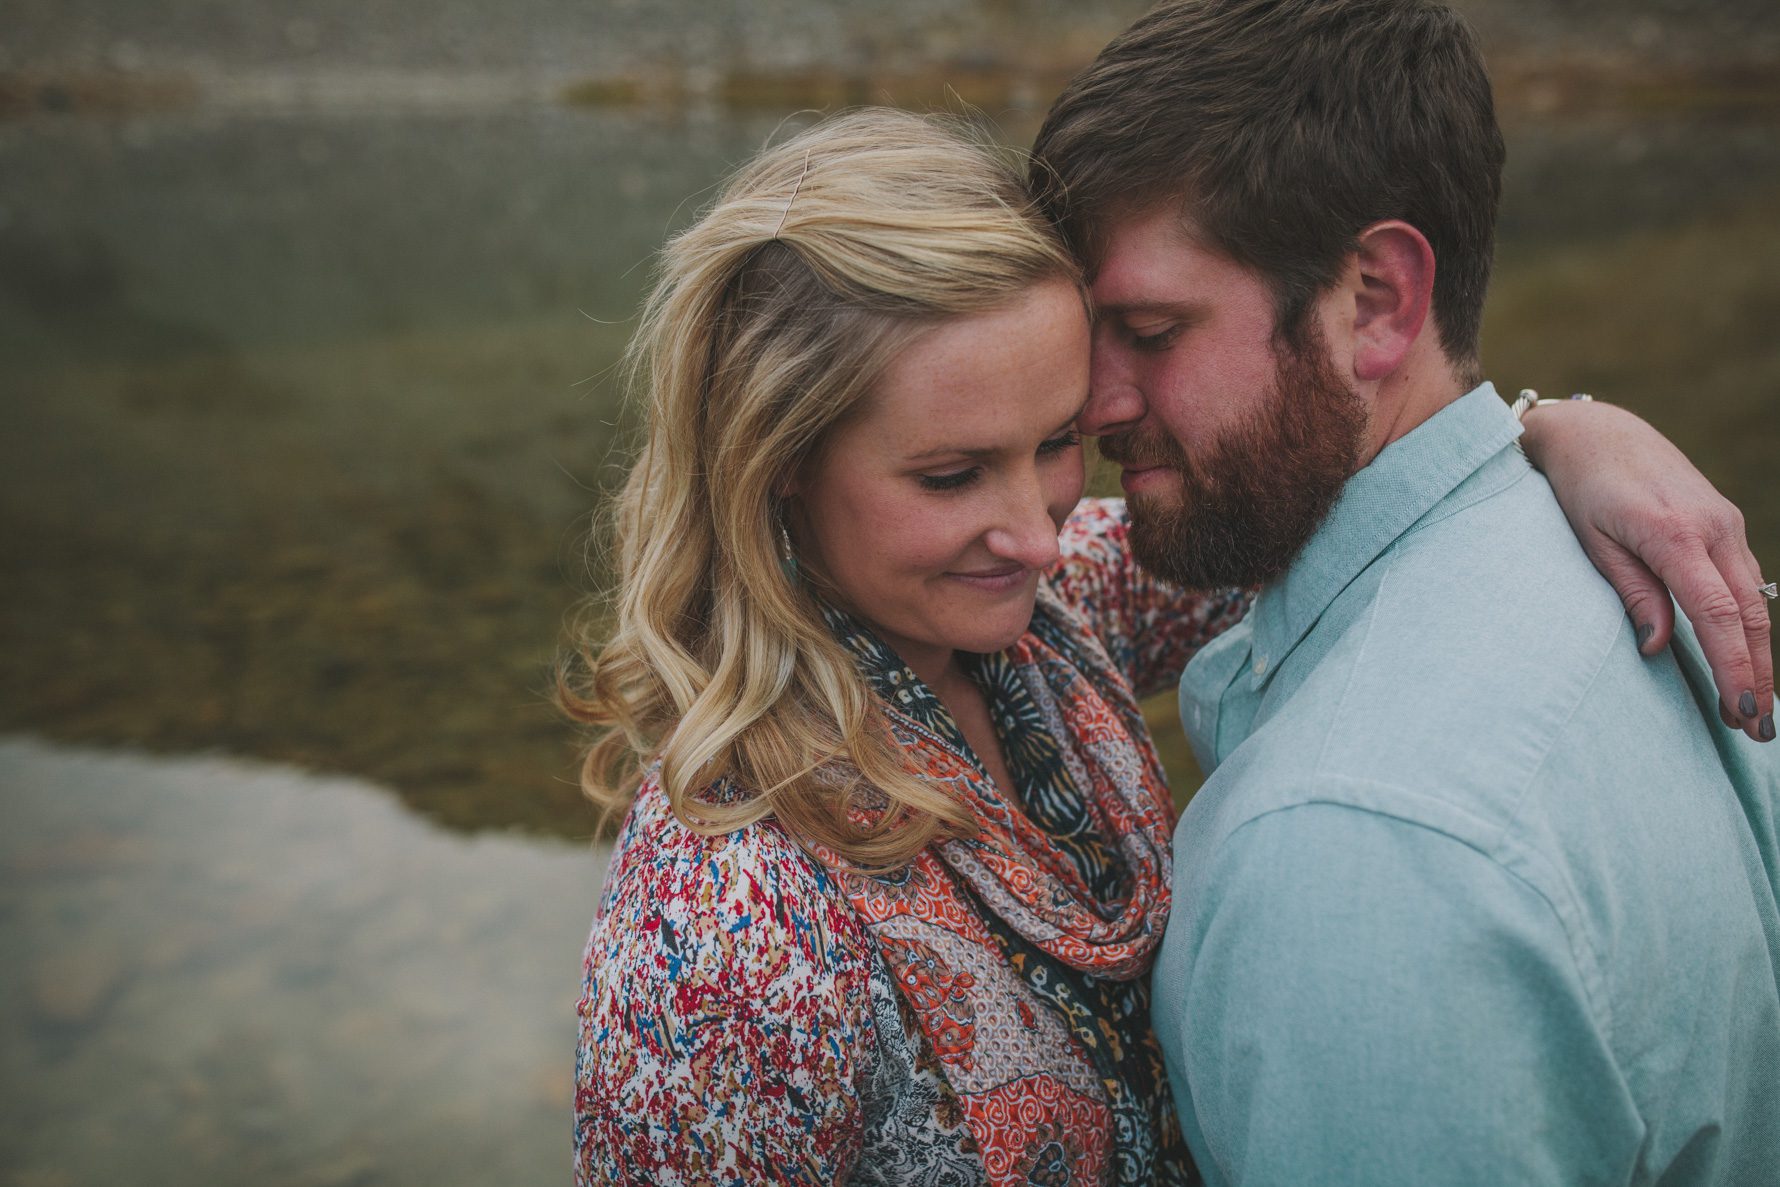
[1636,623,1654,648]
[1741,691,1759,719]
[1762,715,1776,743]
[1721,700,1740,729]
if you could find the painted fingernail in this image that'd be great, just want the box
[1721,700,1740,729]
[1762,715,1776,743]
[1741,691,1759,719]
[1636,623,1654,648]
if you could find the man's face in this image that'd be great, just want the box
[1083,206,1367,589]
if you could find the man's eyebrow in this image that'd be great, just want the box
[1092,299,1199,320]
[901,406,1087,463]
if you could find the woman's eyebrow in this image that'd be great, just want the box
[902,409,1085,463]
[903,443,993,463]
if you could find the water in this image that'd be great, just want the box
[2,96,1777,1184]
[0,736,609,1185]
[0,106,800,835]
[4,102,1776,825]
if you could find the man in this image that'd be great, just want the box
[1030,1,1780,1183]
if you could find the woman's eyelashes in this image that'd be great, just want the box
[918,467,981,492]
[916,431,1081,492]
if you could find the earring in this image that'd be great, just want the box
[777,519,799,582]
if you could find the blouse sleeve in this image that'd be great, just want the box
[575,788,878,1186]
[1046,497,1252,699]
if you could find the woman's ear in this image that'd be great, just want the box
[1348,220,1435,383]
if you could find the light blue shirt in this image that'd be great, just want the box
[1155,383,1780,1186]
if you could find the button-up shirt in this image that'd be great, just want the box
[1154,382,1780,1186]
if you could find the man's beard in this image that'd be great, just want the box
[1099,330,1367,590]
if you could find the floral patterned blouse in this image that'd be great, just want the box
[575,498,1248,1185]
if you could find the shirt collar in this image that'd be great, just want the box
[1246,381,1521,685]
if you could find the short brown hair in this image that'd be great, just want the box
[1030,0,1504,369]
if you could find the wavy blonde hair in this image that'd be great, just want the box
[559,108,1081,868]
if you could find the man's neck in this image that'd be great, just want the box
[1356,339,1472,469]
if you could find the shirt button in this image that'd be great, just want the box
[1252,655,1268,677]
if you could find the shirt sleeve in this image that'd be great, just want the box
[574,814,877,1186]
[1164,801,1643,1187]
[1047,498,1250,698]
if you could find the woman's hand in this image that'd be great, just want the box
[1523,398,1773,743]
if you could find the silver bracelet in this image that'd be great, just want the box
[1511,388,1594,421]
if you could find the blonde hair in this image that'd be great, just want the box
[560,108,1081,869]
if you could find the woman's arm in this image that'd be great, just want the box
[1523,398,1773,743]
[575,789,878,1185]
[1048,498,1250,698]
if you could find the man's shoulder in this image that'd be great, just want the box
[1193,465,1700,848]
[1323,462,1636,769]
[1359,458,1629,695]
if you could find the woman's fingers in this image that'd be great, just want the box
[1652,523,1772,742]
[1716,531,1776,740]
[1582,532,1675,654]
[1516,396,1771,739]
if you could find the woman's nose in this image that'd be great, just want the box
[983,475,1063,571]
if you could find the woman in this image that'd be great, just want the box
[565,109,1765,1185]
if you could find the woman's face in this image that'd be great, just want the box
[790,278,1090,685]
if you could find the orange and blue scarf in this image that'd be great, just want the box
[818,586,1199,1186]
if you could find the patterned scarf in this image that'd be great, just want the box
[817,587,1199,1186]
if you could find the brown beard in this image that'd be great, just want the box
[1099,328,1367,590]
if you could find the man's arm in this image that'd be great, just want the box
[1169,801,1644,1186]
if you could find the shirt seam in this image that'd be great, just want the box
[1218,794,1617,1051]
[1485,589,1623,1043]
[1293,469,1620,1042]
[1311,552,1386,777]
[1398,452,1530,540]
[1258,455,1530,682]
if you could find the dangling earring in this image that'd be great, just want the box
[777,516,799,582]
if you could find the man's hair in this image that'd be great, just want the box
[1030,0,1504,369]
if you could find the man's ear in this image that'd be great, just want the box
[1349,220,1435,383]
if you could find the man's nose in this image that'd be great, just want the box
[1081,329,1147,438]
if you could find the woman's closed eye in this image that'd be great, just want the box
[918,466,981,492]
[916,432,1081,493]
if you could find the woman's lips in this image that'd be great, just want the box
[948,565,1031,593]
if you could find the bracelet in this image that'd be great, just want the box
[1510,388,1594,421]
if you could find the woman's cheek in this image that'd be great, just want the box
[1047,456,1087,526]
[898,499,985,574]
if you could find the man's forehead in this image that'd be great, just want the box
[1087,207,1231,310]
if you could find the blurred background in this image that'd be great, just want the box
[2,1,1776,1182]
